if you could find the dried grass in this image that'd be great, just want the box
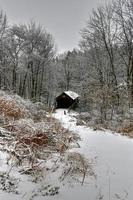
[1,118,78,170]
[117,120,133,137]
[0,91,80,178]
[60,152,95,185]
[0,97,26,122]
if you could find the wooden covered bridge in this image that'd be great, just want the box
[55,91,79,109]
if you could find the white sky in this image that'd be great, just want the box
[0,0,112,53]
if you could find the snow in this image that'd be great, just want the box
[0,109,133,199]
[64,91,79,100]
[53,109,133,200]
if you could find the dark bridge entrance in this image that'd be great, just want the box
[55,91,79,109]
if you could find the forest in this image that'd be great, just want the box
[0,0,132,199]
[0,0,132,132]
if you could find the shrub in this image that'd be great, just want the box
[0,97,26,122]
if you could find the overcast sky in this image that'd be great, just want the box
[0,0,111,53]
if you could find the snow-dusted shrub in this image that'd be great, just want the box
[0,91,32,110]
[0,97,27,122]
[0,90,50,123]
[6,119,35,134]
[4,117,76,168]
[117,119,133,137]
[60,152,95,185]
[6,120,52,167]
[0,91,49,123]
[12,94,33,112]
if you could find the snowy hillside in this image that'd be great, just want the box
[0,94,133,200]
[0,93,81,200]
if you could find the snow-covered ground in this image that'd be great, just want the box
[0,109,133,199]
[53,109,133,200]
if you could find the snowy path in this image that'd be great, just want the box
[53,109,133,200]
[0,109,133,200]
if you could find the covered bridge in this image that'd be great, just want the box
[55,91,79,109]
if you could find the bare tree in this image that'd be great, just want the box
[114,0,133,106]
[80,4,120,104]
[0,10,9,89]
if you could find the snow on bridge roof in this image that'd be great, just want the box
[64,91,79,100]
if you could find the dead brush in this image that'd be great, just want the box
[60,152,95,185]
[7,131,51,168]
[50,123,79,154]
[3,116,79,174]
[117,120,133,137]
[6,128,78,170]
[5,122,69,168]
[0,97,26,123]
[121,125,133,134]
